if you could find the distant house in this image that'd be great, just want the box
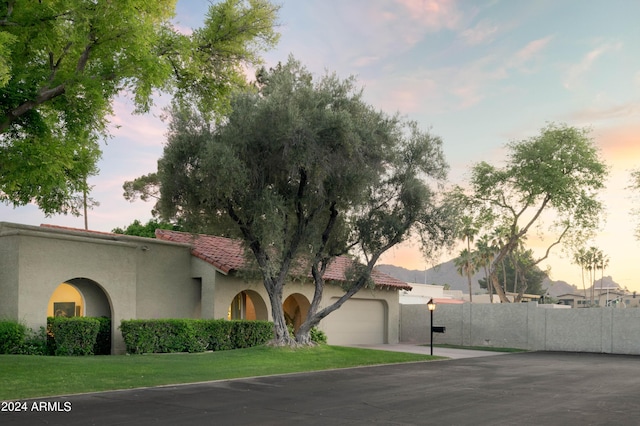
[0,222,409,353]
[557,289,640,308]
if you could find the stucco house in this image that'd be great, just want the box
[0,222,410,354]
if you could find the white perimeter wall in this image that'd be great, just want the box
[401,303,640,355]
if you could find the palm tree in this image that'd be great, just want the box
[573,247,589,304]
[585,247,602,305]
[475,235,495,302]
[456,216,479,302]
[597,253,610,304]
[455,248,478,302]
[489,226,509,298]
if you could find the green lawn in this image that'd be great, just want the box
[1,345,439,400]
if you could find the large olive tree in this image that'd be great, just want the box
[145,58,454,345]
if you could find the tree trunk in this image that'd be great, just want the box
[263,278,295,346]
[489,270,510,303]
[467,271,473,303]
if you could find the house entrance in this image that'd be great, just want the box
[228,290,268,320]
[283,293,310,332]
[48,278,113,352]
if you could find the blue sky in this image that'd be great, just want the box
[3,0,640,289]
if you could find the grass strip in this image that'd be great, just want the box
[1,345,438,400]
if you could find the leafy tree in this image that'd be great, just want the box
[145,58,454,345]
[0,0,279,215]
[453,124,608,302]
[478,250,547,298]
[112,219,180,239]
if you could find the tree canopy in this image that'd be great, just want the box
[112,219,180,239]
[0,0,279,215]
[478,249,547,298]
[452,123,608,302]
[142,58,455,344]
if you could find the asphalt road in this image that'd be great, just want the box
[3,352,640,425]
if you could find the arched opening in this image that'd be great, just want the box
[48,278,113,354]
[48,283,84,317]
[228,290,268,320]
[283,293,310,332]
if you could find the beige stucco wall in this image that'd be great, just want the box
[1,222,403,353]
[0,222,195,354]
[207,268,401,344]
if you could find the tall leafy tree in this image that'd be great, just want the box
[478,249,547,298]
[453,124,608,302]
[148,58,454,345]
[0,0,279,215]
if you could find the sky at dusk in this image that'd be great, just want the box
[2,0,640,290]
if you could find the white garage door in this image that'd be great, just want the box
[322,298,386,345]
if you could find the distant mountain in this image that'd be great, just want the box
[377,260,581,297]
[377,259,488,295]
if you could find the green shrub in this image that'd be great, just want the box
[50,317,100,356]
[0,319,28,354]
[13,326,49,355]
[310,327,328,344]
[94,317,111,355]
[120,319,273,354]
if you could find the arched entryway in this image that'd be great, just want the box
[47,278,113,353]
[283,293,310,332]
[228,290,268,320]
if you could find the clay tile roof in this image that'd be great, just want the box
[155,229,411,290]
[155,229,245,274]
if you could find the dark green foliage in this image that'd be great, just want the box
[112,219,181,238]
[0,319,27,353]
[15,327,49,355]
[49,317,100,356]
[93,316,112,355]
[478,251,547,296]
[120,319,273,354]
[0,321,49,355]
[151,58,454,344]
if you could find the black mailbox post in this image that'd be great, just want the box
[427,299,436,355]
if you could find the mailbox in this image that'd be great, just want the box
[431,326,446,333]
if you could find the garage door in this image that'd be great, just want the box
[322,298,386,345]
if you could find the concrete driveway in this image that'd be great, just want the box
[2,351,639,425]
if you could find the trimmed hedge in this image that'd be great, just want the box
[0,319,28,354]
[49,317,100,356]
[47,316,111,356]
[120,319,273,354]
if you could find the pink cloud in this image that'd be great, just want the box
[563,41,623,90]
[460,20,499,45]
[394,0,462,32]
[509,35,553,68]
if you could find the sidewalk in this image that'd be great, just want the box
[348,343,510,359]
